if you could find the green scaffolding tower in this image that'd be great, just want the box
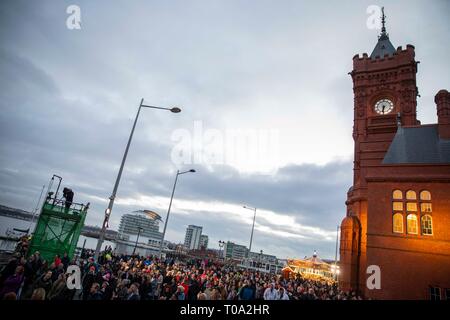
[28,189,89,262]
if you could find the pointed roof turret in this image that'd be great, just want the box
[370,7,396,59]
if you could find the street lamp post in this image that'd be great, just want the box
[158,169,196,260]
[218,240,225,260]
[94,99,181,261]
[259,249,263,269]
[243,205,257,257]
[28,184,45,233]
[132,227,143,256]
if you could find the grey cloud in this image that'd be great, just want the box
[0,0,449,259]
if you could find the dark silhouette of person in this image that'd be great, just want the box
[62,188,74,210]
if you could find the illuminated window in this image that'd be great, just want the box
[421,203,432,213]
[392,190,403,200]
[393,202,403,211]
[420,190,431,201]
[421,215,433,235]
[393,213,403,233]
[407,214,418,234]
[406,202,417,212]
[406,190,417,200]
[430,287,441,301]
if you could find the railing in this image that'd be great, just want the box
[43,196,89,214]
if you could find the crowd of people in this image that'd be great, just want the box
[0,242,362,301]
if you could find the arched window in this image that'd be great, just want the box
[406,190,417,200]
[407,214,418,234]
[392,190,403,200]
[421,215,433,235]
[420,190,431,201]
[393,213,403,233]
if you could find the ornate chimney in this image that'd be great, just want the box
[435,89,450,139]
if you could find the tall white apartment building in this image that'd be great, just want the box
[184,225,202,250]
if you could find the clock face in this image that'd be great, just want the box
[374,99,394,115]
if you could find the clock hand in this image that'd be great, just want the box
[382,105,385,114]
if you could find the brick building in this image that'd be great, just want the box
[339,9,450,300]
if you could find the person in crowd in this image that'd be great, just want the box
[278,287,289,300]
[31,288,46,300]
[227,285,237,300]
[0,265,24,299]
[87,283,103,300]
[263,283,279,300]
[127,283,140,301]
[0,255,20,288]
[61,253,70,270]
[32,270,53,297]
[0,240,361,301]
[54,254,62,268]
[47,273,68,300]
[197,292,207,300]
[82,265,97,300]
[239,280,255,300]
[2,292,17,300]
[173,285,185,300]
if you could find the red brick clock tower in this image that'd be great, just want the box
[339,8,450,299]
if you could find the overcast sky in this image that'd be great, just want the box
[0,0,449,259]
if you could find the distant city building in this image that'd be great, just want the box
[247,251,277,264]
[116,212,164,256]
[199,234,209,249]
[224,241,248,261]
[184,225,202,250]
[118,213,162,240]
[240,251,284,274]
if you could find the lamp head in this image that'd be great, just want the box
[170,107,181,113]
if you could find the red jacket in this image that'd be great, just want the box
[181,282,189,296]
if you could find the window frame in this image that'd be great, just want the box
[392,189,403,200]
[406,190,417,200]
[392,213,404,234]
[420,190,431,201]
[406,214,419,235]
[421,214,433,236]
[430,287,441,301]
[419,189,432,236]
[392,189,433,237]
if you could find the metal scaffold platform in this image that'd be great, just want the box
[27,175,89,262]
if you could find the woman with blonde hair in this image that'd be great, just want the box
[31,287,46,300]
[197,292,207,300]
